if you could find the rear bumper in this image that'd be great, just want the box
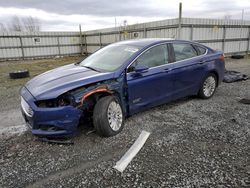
[20,87,82,137]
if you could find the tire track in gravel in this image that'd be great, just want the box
[26,148,125,188]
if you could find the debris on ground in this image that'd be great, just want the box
[85,129,96,135]
[38,137,74,145]
[239,98,250,105]
[223,70,249,83]
[114,130,150,173]
[9,70,30,79]
[231,54,244,59]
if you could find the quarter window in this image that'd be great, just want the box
[173,43,198,61]
[196,46,207,55]
[129,44,168,72]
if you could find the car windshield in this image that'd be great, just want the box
[79,44,141,72]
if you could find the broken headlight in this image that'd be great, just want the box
[57,94,76,107]
[35,94,76,108]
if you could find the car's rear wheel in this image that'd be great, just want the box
[93,96,124,137]
[198,73,217,99]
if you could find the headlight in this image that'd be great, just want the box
[35,99,57,108]
[35,94,76,108]
[21,97,34,117]
[58,94,76,107]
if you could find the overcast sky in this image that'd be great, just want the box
[0,0,250,31]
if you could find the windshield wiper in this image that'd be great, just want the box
[82,65,100,72]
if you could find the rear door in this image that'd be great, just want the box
[126,43,175,114]
[169,42,208,99]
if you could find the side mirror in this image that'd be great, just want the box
[134,64,149,73]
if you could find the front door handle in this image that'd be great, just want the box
[163,68,172,73]
[199,59,207,64]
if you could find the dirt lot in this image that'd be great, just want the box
[0,57,249,188]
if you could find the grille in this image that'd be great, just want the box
[21,97,34,117]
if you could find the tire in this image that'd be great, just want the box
[9,70,29,79]
[93,96,124,137]
[198,73,217,99]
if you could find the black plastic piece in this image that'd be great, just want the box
[239,98,250,105]
[231,55,244,59]
[38,137,74,145]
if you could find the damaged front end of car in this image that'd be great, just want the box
[20,86,82,137]
[20,75,127,137]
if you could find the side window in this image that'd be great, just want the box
[173,43,198,61]
[128,44,168,72]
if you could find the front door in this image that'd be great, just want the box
[126,43,175,114]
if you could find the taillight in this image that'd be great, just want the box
[219,54,225,61]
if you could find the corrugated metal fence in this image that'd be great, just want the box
[1,18,250,61]
[0,32,82,61]
[85,18,250,55]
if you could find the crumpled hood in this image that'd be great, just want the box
[25,63,114,100]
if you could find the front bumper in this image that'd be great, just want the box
[20,87,82,137]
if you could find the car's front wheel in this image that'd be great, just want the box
[198,73,217,99]
[93,96,124,137]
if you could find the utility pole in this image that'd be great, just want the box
[178,2,182,39]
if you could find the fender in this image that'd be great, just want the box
[80,88,112,106]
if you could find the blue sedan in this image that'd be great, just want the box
[20,39,225,137]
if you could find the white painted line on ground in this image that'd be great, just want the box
[114,130,150,173]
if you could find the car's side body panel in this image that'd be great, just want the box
[125,41,224,115]
[127,62,175,114]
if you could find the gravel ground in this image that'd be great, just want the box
[0,58,249,188]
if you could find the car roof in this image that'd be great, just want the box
[115,38,175,47]
[114,38,211,51]
[114,38,206,48]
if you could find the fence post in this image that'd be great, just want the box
[190,24,194,40]
[57,36,61,56]
[222,25,226,52]
[119,30,121,41]
[79,24,83,55]
[246,26,250,55]
[99,32,102,49]
[84,33,88,55]
[19,36,24,60]
[143,24,147,38]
